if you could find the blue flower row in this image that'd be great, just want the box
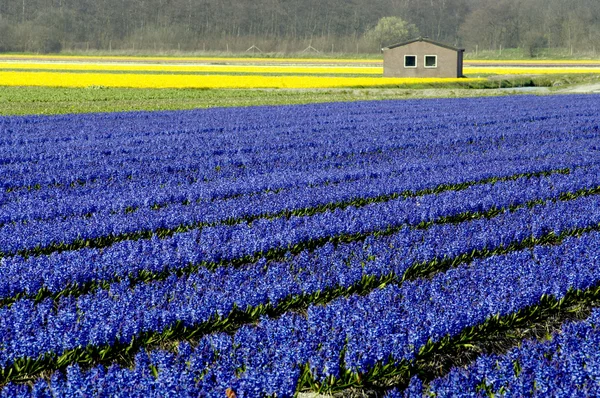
[3,151,596,256]
[2,94,597,215]
[0,186,599,379]
[1,163,598,303]
[2,95,596,193]
[1,132,584,228]
[0,95,596,239]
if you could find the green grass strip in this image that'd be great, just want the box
[2,73,583,117]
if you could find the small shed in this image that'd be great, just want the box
[382,37,464,78]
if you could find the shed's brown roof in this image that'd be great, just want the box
[382,37,464,52]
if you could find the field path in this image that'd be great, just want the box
[560,82,600,93]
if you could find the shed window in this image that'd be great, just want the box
[424,55,437,68]
[404,55,417,68]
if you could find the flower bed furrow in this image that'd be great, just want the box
[291,234,600,394]
[0,109,593,222]
[3,110,595,222]
[0,94,595,203]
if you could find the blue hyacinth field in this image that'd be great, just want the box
[1,94,600,397]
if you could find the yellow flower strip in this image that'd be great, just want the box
[466,59,600,65]
[0,54,381,65]
[464,66,600,75]
[3,62,599,78]
[0,61,382,75]
[0,71,483,89]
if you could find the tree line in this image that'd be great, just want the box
[0,0,598,55]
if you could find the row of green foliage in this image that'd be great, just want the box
[0,86,403,115]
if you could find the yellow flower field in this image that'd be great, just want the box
[464,67,600,75]
[0,61,382,75]
[466,59,600,65]
[1,55,598,89]
[0,71,483,89]
[2,61,599,81]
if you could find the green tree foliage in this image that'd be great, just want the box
[522,32,548,57]
[0,0,598,54]
[458,0,519,51]
[0,21,15,52]
[364,16,419,48]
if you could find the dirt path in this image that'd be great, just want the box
[559,82,600,93]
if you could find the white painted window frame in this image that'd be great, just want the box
[404,55,417,68]
[424,55,438,68]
